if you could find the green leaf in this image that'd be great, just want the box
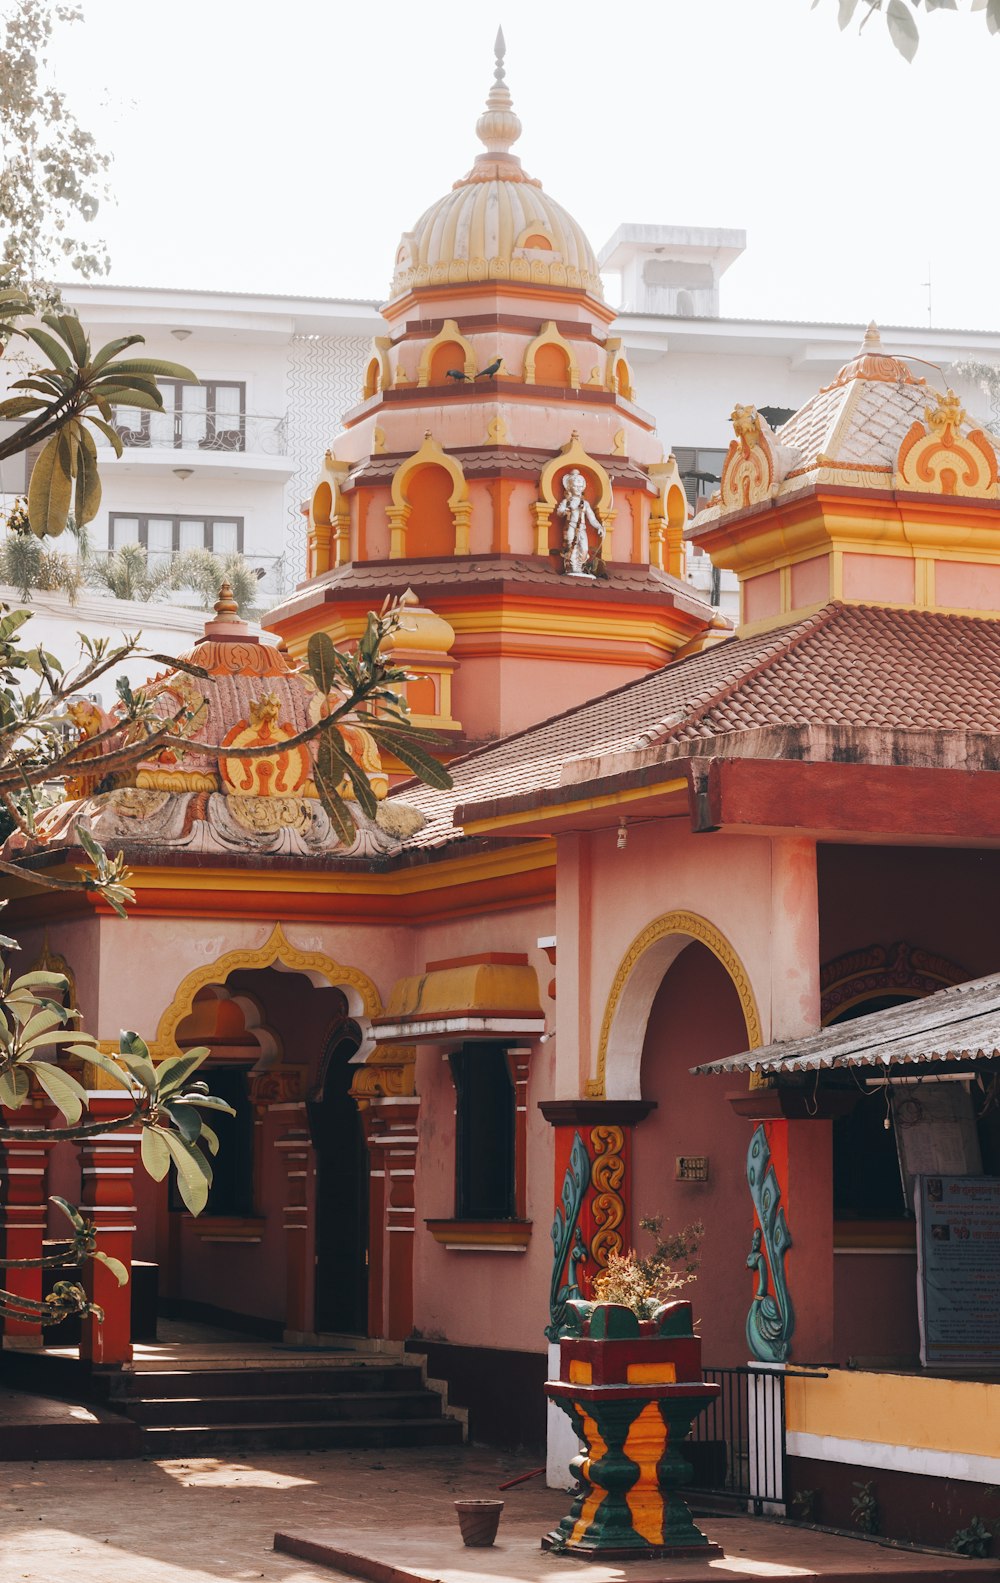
[91,374,163,403]
[988,0,1000,31]
[74,822,105,867]
[162,1130,212,1216]
[307,631,339,695]
[0,1067,29,1108]
[20,1007,67,1044]
[74,425,102,528]
[886,0,920,57]
[118,1031,157,1093]
[317,728,377,820]
[179,1092,236,1116]
[86,386,163,412]
[42,313,89,367]
[50,1195,87,1233]
[164,1100,202,1143]
[27,432,73,539]
[140,1127,171,1182]
[65,1045,133,1090]
[30,1062,87,1124]
[199,1120,220,1156]
[21,325,73,371]
[93,1251,129,1286]
[154,1047,210,1096]
[315,736,358,845]
[366,727,452,789]
[0,396,46,419]
[104,358,197,382]
[838,0,860,24]
[83,414,123,456]
[11,971,69,994]
[88,335,144,374]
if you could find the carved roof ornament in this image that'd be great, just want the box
[719,404,779,510]
[896,384,999,497]
[820,322,925,392]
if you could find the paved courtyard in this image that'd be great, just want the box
[0,1445,997,1583]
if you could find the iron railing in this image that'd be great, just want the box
[686,1365,802,1514]
[95,412,289,457]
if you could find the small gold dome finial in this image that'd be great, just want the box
[214,581,239,620]
[476,25,522,158]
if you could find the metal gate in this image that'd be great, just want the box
[685,1365,792,1513]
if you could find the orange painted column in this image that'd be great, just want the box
[0,1109,57,1344]
[77,1097,139,1368]
[366,1096,420,1341]
[275,1105,315,1338]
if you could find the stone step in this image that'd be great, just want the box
[126,1390,442,1427]
[137,1416,465,1455]
[112,1364,424,1400]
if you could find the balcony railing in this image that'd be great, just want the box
[97,412,289,457]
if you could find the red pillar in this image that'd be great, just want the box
[0,1109,57,1344]
[366,1096,419,1341]
[275,1105,315,1339]
[360,1107,387,1339]
[77,1097,139,1368]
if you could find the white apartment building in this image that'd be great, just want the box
[3,225,1000,634]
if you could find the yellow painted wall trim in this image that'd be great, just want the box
[785,1367,1000,1462]
[460,777,689,836]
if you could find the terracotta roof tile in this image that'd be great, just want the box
[296,555,706,602]
[398,603,1000,848]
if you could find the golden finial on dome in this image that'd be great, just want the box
[475,25,522,159]
[214,580,239,620]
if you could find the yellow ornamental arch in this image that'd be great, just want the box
[588,910,762,1098]
[534,432,614,557]
[523,321,581,390]
[417,319,477,387]
[151,923,382,1062]
[363,336,393,400]
[388,433,472,557]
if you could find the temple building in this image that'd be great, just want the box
[3,37,1000,1551]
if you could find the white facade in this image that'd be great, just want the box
[3,238,1000,635]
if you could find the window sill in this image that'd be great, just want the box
[425,1219,531,1252]
[190,1216,265,1244]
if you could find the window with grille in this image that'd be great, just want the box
[107,513,244,564]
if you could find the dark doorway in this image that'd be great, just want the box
[308,1016,368,1335]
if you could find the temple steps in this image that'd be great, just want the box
[109,1361,465,1454]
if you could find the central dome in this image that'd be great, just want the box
[388,31,602,304]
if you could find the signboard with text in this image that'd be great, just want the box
[916,1174,1000,1367]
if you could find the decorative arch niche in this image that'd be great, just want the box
[152,923,382,1064]
[387,433,472,557]
[307,453,351,575]
[418,319,476,387]
[588,910,762,1098]
[534,432,614,558]
[523,322,580,390]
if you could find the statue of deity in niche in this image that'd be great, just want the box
[556,468,605,577]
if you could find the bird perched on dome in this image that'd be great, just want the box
[477,358,503,379]
[446,368,471,382]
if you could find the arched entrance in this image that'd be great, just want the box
[308,1009,368,1335]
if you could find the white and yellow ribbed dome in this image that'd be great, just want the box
[388,31,603,303]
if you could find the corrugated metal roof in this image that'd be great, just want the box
[692,973,1000,1076]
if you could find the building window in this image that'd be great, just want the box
[449,1043,515,1219]
[113,379,246,452]
[107,513,243,566]
[168,1064,254,1217]
[673,447,727,511]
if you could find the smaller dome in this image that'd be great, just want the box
[389,31,602,303]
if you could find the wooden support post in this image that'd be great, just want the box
[274,1104,315,1339]
[0,1110,57,1345]
[77,1097,139,1369]
[366,1096,419,1341]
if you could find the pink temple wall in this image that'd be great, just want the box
[841,553,914,605]
[934,558,1000,612]
[790,554,830,608]
[742,569,782,624]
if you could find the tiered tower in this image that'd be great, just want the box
[267,33,718,747]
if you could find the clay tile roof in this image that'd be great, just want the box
[397,603,1000,848]
[292,554,707,604]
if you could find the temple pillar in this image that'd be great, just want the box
[274,1102,316,1339]
[77,1096,139,1369]
[365,1096,419,1341]
[0,1109,57,1345]
[360,1107,387,1339]
[539,1099,656,1486]
[736,837,831,1365]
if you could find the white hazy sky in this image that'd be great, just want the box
[52,0,1000,330]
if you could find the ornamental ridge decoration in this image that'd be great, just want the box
[589,1125,626,1270]
[745,1124,794,1363]
[546,1129,591,1341]
[588,910,762,1098]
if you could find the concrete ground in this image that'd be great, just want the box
[0,1445,997,1583]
